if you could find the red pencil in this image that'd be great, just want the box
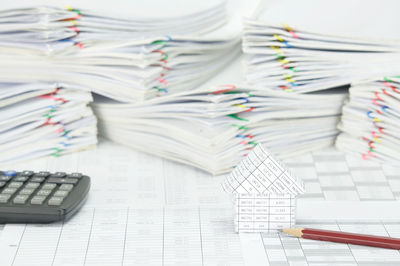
[282,227,400,250]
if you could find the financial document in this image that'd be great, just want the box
[222,144,305,195]
[234,193,296,233]
[0,140,399,265]
[2,212,400,265]
[0,206,244,266]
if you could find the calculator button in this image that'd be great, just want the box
[30,177,45,183]
[54,190,69,197]
[0,175,12,181]
[0,194,11,203]
[25,182,40,189]
[37,190,53,196]
[48,196,64,206]
[53,172,66,177]
[0,181,6,188]
[4,170,17,177]
[2,188,18,194]
[68,173,82,179]
[19,188,35,195]
[21,171,34,176]
[15,176,29,182]
[13,195,29,204]
[37,171,50,177]
[47,177,78,184]
[59,184,74,191]
[31,196,46,205]
[42,183,57,190]
[8,182,23,188]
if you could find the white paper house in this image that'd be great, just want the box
[222,144,305,233]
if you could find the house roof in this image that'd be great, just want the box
[222,144,305,195]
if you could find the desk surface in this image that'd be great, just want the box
[0,139,399,265]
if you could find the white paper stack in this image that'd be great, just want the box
[242,0,400,93]
[94,85,346,174]
[336,76,400,164]
[0,82,97,165]
[0,0,255,102]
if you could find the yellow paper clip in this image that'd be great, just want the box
[273,34,284,42]
[278,58,290,64]
[373,137,382,143]
[282,23,293,32]
[270,46,284,55]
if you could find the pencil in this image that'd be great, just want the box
[282,227,400,250]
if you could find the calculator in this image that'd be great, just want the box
[0,170,90,223]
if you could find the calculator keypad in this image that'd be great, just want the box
[0,170,79,206]
[0,194,11,203]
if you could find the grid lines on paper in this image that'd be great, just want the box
[261,221,400,266]
[4,207,245,266]
[229,145,299,195]
[283,147,400,201]
[235,193,295,233]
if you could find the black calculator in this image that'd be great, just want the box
[0,170,90,223]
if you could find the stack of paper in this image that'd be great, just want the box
[242,0,400,93]
[336,76,400,164]
[0,0,253,102]
[0,82,97,165]
[94,85,346,174]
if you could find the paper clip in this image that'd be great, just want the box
[283,73,294,79]
[282,23,299,38]
[273,34,284,42]
[69,26,79,33]
[153,86,168,93]
[383,81,399,93]
[213,84,236,94]
[367,141,374,149]
[270,46,284,54]
[278,58,290,64]
[156,78,168,85]
[51,147,63,157]
[232,124,249,130]
[371,132,381,140]
[237,97,249,103]
[65,6,81,15]
[374,91,382,101]
[381,88,390,96]
[282,41,293,48]
[40,94,67,103]
[227,114,249,121]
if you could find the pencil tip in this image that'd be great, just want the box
[282,228,303,238]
